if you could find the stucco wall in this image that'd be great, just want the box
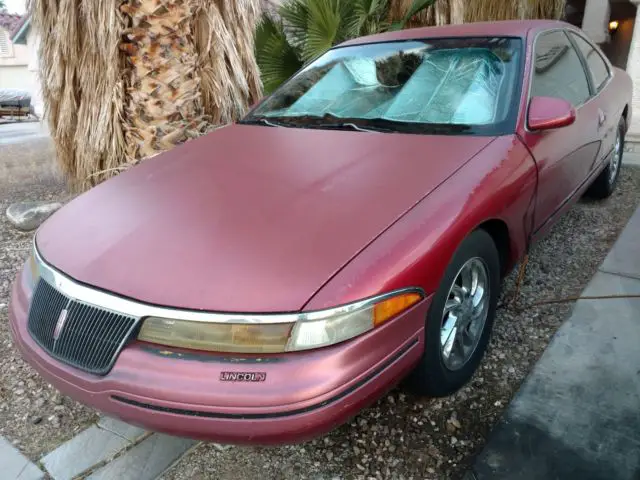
[26,29,44,117]
[0,26,44,117]
[0,27,29,67]
[582,0,611,44]
[0,64,31,89]
[601,17,635,69]
[0,24,30,90]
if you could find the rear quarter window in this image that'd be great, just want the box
[568,32,610,92]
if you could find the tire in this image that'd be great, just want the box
[586,117,625,199]
[406,229,500,397]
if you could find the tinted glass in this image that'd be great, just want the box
[531,31,590,106]
[246,37,523,135]
[569,32,610,91]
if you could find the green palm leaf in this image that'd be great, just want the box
[303,0,344,61]
[255,16,304,95]
[279,0,311,56]
[348,0,390,37]
[255,0,435,93]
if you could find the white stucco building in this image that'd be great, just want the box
[8,16,43,118]
[0,12,30,90]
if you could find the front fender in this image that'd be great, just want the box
[303,135,537,311]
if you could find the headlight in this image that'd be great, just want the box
[137,291,422,353]
[138,320,295,354]
[24,246,40,290]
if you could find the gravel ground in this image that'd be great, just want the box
[1,125,639,474]
[0,130,99,459]
[163,166,640,480]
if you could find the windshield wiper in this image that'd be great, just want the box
[241,114,474,135]
[239,117,287,128]
[311,122,387,133]
[241,115,388,132]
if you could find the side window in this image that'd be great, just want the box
[569,32,610,92]
[531,31,591,107]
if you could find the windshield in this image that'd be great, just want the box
[243,37,522,135]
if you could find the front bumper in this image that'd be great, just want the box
[9,267,429,444]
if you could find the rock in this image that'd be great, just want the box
[212,443,232,452]
[31,415,42,425]
[447,414,461,430]
[6,201,63,231]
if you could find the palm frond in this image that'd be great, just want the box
[256,16,304,94]
[303,0,344,61]
[348,0,390,37]
[279,0,311,54]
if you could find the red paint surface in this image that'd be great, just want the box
[10,20,634,443]
[527,96,576,131]
[36,126,493,312]
[10,272,428,444]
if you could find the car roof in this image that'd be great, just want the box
[339,20,569,47]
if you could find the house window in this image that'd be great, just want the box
[0,28,12,57]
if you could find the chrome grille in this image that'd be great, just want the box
[27,279,137,375]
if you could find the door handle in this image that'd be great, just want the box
[598,110,606,127]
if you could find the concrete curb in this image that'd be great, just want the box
[622,150,640,167]
[36,417,196,480]
[0,436,45,480]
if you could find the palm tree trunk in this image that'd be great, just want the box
[193,0,262,126]
[32,0,262,191]
[31,0,128,190]
[120,0,206,163]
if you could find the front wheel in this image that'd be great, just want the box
[586,117,625,199]
[406,229,500,397]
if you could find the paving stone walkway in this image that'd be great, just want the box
[1,416,197,480]
[0,436,45,480]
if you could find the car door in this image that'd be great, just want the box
[567,30,616,171]
[523,29,601,233]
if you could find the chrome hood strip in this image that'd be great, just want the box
[33,242,425,325]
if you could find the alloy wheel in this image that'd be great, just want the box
[440,257,490,371]
[609,131,622,185]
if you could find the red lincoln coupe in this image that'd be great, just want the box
[9,20,631,444]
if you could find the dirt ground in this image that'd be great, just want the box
[0,126,99,458]
[1,123,639,478]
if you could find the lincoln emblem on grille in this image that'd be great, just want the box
[53,308,69,341]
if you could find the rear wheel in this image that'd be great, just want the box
[406,229,500,397]
[587,117,625,199]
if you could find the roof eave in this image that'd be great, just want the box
[11,17,30,45]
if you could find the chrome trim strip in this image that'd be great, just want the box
[32,242,425,325]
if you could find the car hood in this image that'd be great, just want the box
[36,124,494,312]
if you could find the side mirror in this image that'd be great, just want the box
[528,96,576,131]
